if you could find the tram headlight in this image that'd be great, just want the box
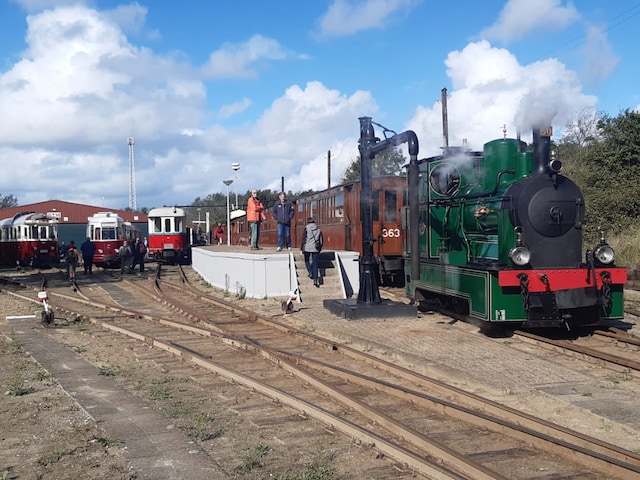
[510,246,531,266]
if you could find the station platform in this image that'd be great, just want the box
[191,244,416,319]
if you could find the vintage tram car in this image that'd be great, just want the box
[86,212,140,267]
[0,212,59,267]
[404,127,626,328]
[147,207,192,264]
[233,176,406,286]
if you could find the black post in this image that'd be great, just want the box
[357,117,380,303]
[357,117,419,304]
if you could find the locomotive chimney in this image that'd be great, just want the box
[441,88,449,148]
[532,127,552,175]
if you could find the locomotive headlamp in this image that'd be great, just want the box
[593,244,614,264]
[548,150,562,173]
[509,227,531,266]
[593,229,614,265]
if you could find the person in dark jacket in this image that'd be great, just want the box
[301,217,323,287]
[66,241,80,281]
[273,191,295,251]
[80,237,97,274]
[130,237,145,273]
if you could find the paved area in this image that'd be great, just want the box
[1,313,220,479]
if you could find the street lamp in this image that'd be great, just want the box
[197,208,202,244]
[231,163,240,209]
[223,179,233,246]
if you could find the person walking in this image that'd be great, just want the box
[130,237,146,273]
[119,240,132,274]
[80,237,97,274]
[66,241,80,281]
[215,223,224,245]
[247,189,266,250]
[301,217,323,287]
[273,191,294,251]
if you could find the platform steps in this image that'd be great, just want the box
[293,251,344,303]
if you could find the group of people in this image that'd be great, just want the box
[61,237,98,280]
[247,190,323,287]
[61,237,147,280]
[118,237,147,274]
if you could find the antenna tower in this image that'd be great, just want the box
[127,137,137,210]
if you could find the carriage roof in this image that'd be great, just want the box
[148,207,186,217]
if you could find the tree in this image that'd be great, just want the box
[561,106,601,148]
[341,147,407,183]
[574,109,640,244]
[0,194,18,209]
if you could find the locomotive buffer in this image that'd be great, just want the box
[324,117,418,320]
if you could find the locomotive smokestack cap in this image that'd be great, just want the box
[532,126,552,175]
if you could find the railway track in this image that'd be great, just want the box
[5,266,640,479]
[512,327,640,374]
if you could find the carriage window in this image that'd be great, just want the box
[164,219,171,232]
[176,218,183,231]
[430,163,461,195]
[103,227,117,239]
[334,193,344,218]
[40,227,47,239]
[94,228,101,240]
[384,191,397,222]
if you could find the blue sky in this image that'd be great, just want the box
[1,0,639,210]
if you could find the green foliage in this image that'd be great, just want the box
[341,146,407,183]
[566,109,640,247]
[241,443,270,471]
[0,193,18,209]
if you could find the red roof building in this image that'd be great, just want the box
[0,200,147,225]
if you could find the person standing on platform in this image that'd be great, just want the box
[273,191,294,251]
[80,237,97,274]
[247,189,266,250]
[301,217,323,287]
[215,223,224,245]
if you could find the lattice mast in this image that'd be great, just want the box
[127,137,137,210]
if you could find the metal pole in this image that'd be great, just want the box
[223,179,233,246]
[226,188,231,246]
[232,163,240,209]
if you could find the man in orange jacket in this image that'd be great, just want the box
[247,189,266,249]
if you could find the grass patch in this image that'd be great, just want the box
[98,365,120,377]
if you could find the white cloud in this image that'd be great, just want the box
[405,41,596,157]
[580,25,619,86]
[0,1,377,209]
[217,98,252,119]
[316,0,418,38]
[480,0,580,42]
[202,34,301,79]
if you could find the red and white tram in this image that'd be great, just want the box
[0,212,59,267]
[86,212,140,267]
[147,207,192,264]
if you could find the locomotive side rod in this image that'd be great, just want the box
[358,117,419,303]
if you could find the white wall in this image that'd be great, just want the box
[192,248,297,299]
